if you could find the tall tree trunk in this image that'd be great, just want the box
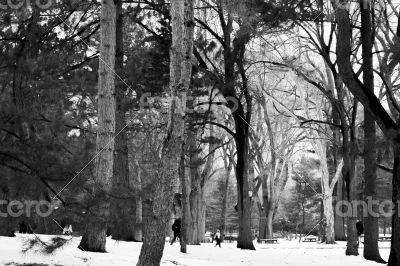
[219,9,254,249]
[315,139,343,244]
[188,185,206,244]
[111,0,136,242]
[260,175,274,240]
[188,187,199,244]
[187,125,216,245]
[258,98,278,240]
[187,130,199,245]
[234,116,255,250]
[344,148,359,256]
[323,196,335,244]
[134,158,143,241]
[0,180,15,237]
[328,70,347,241]
[197,188,206,243]
[334,1,362,256]
[319,199,326,243]
[179,151,188,253]
[79,0,117,252]
[220,160,232,239]
[258,216,266,241]
[360,0,385,262]
[388,146,400,265]
[334,174,346,240]
[299,189,306,242]
[136,1,194,265]
[265,207,274,239]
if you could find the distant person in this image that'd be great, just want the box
[356,220,364,245]
[106,226,112,237]
[19,221,28,234]
[214,229,221,248]
[356,220,364,236]
[171,218,181,245]
[62,224,73,235]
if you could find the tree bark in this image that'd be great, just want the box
[187,130,199,244]
[180,151,188,253]
[323,195,335,244]
[197,191,206,243]
[79,0,116,252]
[234,119,255,249]
[344,148,359,256]
[389,146,400,265]
[319,199,326,243]
[136,0,194,264]
[111,0,136,242]
[257,99,277,241]
[186,125,216,244]
[265,208,274,239]
[0,181,15,237]
[188,186,199,244]
[188,185,207,244]
[334,174,346,241]
[361,0,385,262]
[220,156,232,239]
[134,158,143,241]
[314,139,342,244]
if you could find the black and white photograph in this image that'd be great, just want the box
[0,0,399,265]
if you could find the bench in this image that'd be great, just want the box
[379,236,391,242]
[303,237,318,242]
[259,238,278,244]
[224,234,238,242]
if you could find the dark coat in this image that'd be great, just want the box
[172,219,181,235]
[356,221,364,236]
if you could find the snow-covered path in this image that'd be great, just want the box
[0,235,390,266]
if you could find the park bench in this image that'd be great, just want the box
[259,238,278,244]
[378,235,391,242]
[302,236,318,242]
[224,233,238,242]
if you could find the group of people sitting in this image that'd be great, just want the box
[170,219,222,247]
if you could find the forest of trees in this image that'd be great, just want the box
[1,0,400,265]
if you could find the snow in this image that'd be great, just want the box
[0,234,391,266]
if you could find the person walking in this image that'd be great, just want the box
[171,218,181,245]
[214,229,221,248]
[356,220,364,245]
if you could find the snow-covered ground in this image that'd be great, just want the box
[0,234,391,266]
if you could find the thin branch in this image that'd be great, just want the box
[192,121,236,137]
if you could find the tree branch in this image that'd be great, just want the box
[192,121,236,138]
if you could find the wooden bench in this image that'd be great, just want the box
[303,237,318,242]
[259,238,278,244]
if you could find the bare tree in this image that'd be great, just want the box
[334,0,400,260]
